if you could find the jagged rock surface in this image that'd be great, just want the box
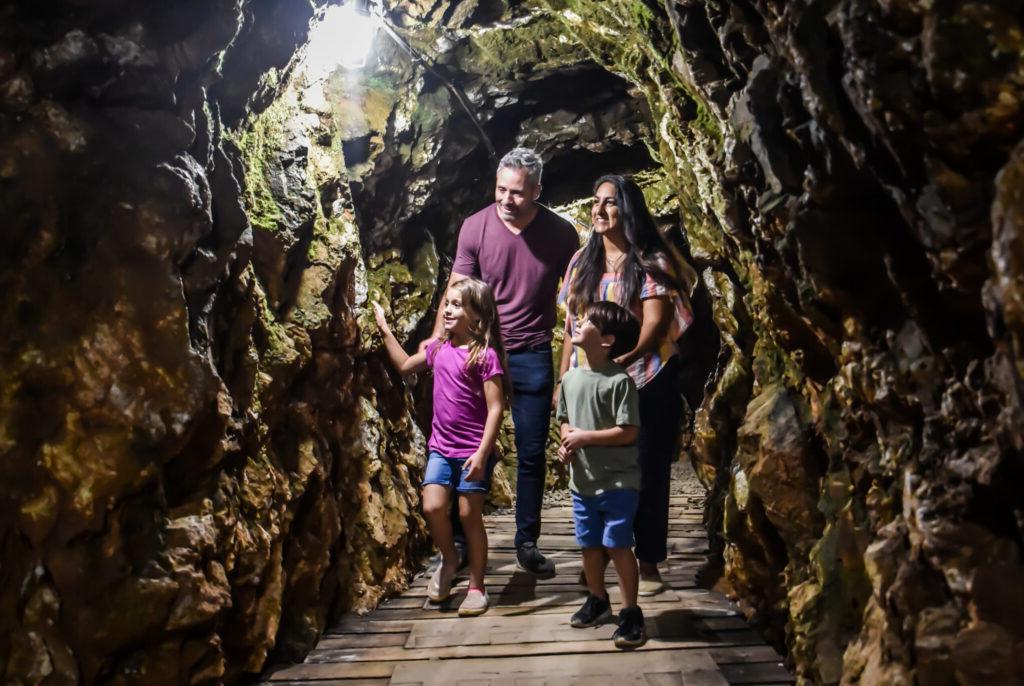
[541,0,1024,683]
[0,2,429,683]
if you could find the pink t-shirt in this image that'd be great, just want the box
[426,340,504,458]
[452,204,578,350]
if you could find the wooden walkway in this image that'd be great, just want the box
[261,494,793,685]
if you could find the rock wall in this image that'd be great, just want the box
[541,0,1024,683]
[0,2,431,683]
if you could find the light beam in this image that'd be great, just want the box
[304,2,379,76]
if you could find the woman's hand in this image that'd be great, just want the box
[372,302,391,335]
[463,452,487,482]
[561,427,592,452]
[557,444,575,464]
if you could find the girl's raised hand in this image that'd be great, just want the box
[372,301,391,334]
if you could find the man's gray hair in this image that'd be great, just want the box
[498,147,543,186]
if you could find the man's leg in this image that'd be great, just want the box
[508,348,555,574]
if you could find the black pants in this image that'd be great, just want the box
[634,356,683,565]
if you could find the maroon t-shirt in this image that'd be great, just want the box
[453,203,578,350]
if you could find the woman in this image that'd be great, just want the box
[558,174,696,595]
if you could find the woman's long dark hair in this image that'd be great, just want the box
[568,174,697,316]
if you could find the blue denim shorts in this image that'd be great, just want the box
[572,489,639,549]
[422,451,498,494]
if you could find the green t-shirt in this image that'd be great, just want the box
[556,363,640,496]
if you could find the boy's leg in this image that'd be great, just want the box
[570,491,613,627]
[457,492,488,591]
[582,547,608,598]
[604,490,646,649]
[607,547,639,608]
[602,489,641,607]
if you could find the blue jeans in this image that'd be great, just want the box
[507,345,555,549]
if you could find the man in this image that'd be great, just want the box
[429,148,578,576]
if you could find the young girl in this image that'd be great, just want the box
[373,277,509,616]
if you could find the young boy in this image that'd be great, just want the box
[556,300,644,648]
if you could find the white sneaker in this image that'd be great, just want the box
[427,561,457,602]
[458,589,490,616]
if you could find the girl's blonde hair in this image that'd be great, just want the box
[444,277,511,403]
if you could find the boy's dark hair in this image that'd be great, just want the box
[586,301,641,360]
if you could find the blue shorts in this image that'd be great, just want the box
[422,451,498,494]
[572,489,639,549]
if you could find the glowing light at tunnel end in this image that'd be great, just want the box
[304,2,380,76]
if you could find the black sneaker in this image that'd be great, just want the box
[612,606,647,649]
[515,542,556,578]
[570,593,612,628]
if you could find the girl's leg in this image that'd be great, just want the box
[607,546,639,608]
[422,484,458,568]
[458,492,488,590]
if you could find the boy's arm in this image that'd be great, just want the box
[557,421,574,463]
[562,425,638,451]
[373,303,429,375]
[464,376,504,480]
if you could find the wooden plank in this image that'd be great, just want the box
[388,648,729,686]
[366,606,737,622]
[263,661,397,681]
[326,605,753,639]
[417,588,701,614]
[257,679,389,686]
[404,568,705,591]
[307,633,409,648]
[400,609,736,647]
[707,645,785,664]
[719,662,794,684]
[326,619,413,635]
[306,634,766,665]
[400,579,698,600]
[367,594,738,621]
